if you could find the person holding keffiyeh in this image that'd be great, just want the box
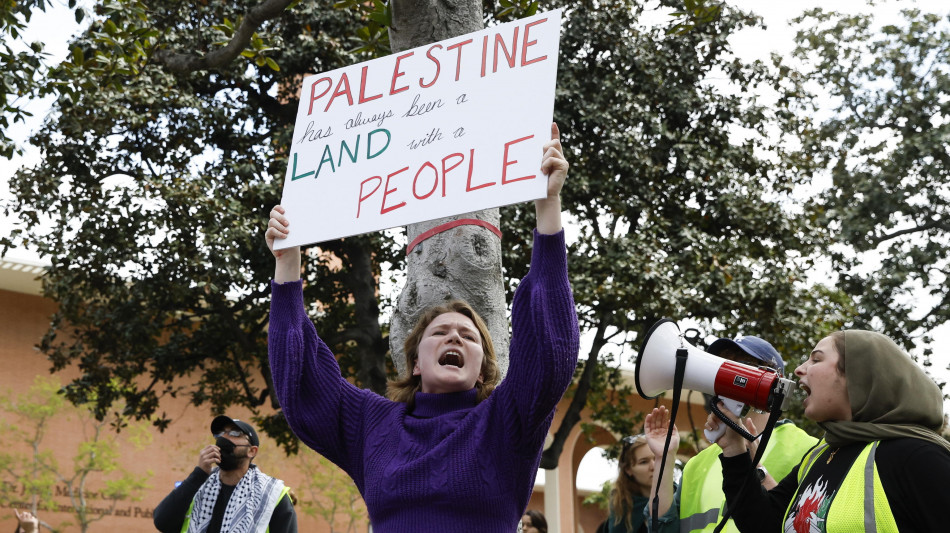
[153,415,297,533]
[709,330,950,532]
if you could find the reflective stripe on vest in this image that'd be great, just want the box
[180,499,195,533]
[785,441,898,533]
[266,486,292,533]
[680,508,719,532]
[678,423,818,533]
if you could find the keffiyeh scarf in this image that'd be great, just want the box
[186,465,286,533]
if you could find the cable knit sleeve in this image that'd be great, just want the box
[497,229,580,445]
[268,279,382,488]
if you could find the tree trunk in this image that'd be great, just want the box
[390,209,509,377]
[343,237,389,395]
[388,0,510,378]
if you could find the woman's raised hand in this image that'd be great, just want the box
[536,122,567,234]
[265,205,292,257]
[265,205,302,283]
[540,122,568,199]
[645,406,679,457]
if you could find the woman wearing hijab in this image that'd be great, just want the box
[709,330,950,532]
[266,124,579,532]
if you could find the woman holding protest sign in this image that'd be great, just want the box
[710,330,950,532]
[265,123,578,532]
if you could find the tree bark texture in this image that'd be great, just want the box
[388,1,510,379]
[389,0,484,50]
[390,209,510,378]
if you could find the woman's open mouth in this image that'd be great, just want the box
[439,350,464,368]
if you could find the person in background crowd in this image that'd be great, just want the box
[644,335,817,533]
[605,433,654,533]
[521,509,548,533]
[13,509,38,533]
[153,415,297,533]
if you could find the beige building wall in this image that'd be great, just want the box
[0,274,363,533]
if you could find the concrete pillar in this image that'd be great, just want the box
[545,467,560,533]
[556,427,582,533]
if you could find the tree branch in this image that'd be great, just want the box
[924,290,950,326]
[152,0,296,74]
[870,217,950,246]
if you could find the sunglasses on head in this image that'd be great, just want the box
[620,433,646,457]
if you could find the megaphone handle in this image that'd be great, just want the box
[704,397,744,443]
[709,397,757,442]
[712,391,788,533]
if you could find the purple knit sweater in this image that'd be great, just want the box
[268,230,579,532]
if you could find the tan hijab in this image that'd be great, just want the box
[819,330,950,453]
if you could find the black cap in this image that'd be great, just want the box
[210,415,260,446]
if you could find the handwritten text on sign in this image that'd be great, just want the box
[276,9,562,248]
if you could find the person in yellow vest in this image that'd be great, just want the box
[713,330,950,532]
[643,335,818,533]
[153,415,297,533]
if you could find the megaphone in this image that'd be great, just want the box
[635,319,796,413]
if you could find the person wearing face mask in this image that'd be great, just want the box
[265,124,579,532]
[712,330,950,532]
[153,415,297,533]
[642,336,817,533]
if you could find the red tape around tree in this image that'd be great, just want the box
[406,219,502,254]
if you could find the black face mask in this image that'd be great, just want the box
[215,436,243,471]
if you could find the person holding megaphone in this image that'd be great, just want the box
[641,335,817,533]
[712,331,950,532]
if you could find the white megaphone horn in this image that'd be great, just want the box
[635,319,796,413]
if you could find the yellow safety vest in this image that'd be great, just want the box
[678,423,817,533]
[784,441,898,533]
[180,486,291,533]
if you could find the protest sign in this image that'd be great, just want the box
[276,9,562,248]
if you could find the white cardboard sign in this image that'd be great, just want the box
[276,9,562,248]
